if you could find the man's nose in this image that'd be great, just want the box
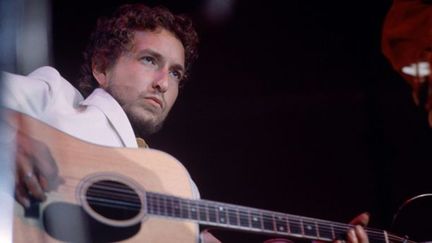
[152,69,169,93]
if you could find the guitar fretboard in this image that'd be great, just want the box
[145,192,408,243]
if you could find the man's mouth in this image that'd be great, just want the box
[144,96,163,109]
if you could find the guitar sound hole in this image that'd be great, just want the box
[85,180,142,221]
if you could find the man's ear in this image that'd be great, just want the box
[92,63,109,88]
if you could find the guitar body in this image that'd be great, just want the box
[11,112,198,242]
[392,194,432,243]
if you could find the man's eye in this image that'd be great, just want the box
[140,56,156,65]
[170,70,183,81]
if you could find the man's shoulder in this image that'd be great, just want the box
[3,66,66,85]
[2,66,84,113]
[3,66,81,97]
[26,66,68,89]
[2,66,58,78]
[27,66,62,80]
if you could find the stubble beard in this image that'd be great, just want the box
[106,86,167,137]
[124,104,166,137]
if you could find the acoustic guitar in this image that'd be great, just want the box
[8,112,420,243]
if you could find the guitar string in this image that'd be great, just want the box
[146,195,410,243]
[79,192,409,242]
[155,195,405,243]
[92,194,401,242]
[89,199,390,240]
[84,195,390,242]
[58,179,393,240]
[54,177,406,242]
[66,183,387,242]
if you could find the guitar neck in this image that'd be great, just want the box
[146,192,413,243]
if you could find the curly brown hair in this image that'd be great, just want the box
[78,3,199,97]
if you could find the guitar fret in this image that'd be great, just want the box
[239,209,250,227]
[159,196,166,216]
[302,218,318,237]
[156,194,163,215]
[189,201,199,220]
[369,230,387,243]
[331,223,336,239]
[217,205,227,224]
[150,194,159,215]
[166,197,173,216]
[275,214,288,233]
[147,194,156,214]
[262,212,274,231]
[180,199,190,219]
[208,204,217,223]
[250,210,262,229]
[317,221,334,240]
[172,197,181,218]
[334,225,348,240]
[199,203,208,221]
[288,217,302,234]
[228,208,239,226]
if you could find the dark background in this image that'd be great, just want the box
[51,0,432,242]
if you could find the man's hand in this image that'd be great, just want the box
[14,129,62,208]
[341,212,370,243]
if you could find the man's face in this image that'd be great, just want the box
[95,28,185,136]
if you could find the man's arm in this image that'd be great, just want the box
[1,68,70,207]
[4,110,62,208]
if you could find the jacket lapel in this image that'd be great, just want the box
[80,88,138,148]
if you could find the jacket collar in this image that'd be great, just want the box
[80,88,138,148]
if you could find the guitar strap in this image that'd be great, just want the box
[136,137,149,148]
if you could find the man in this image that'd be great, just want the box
[2,3,213,242]
[2,3,369,243]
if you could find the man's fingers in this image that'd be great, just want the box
[347,226,369,243]
[347,228,358,243]
[19,130,57,177]
[16,152,46,201]
[39,175,49,192]
[22,171,46,201]
[347,213,370,243]
[33,143,58,177]
[29,137,61,190]
[17,130,60,193]
[349,212,369,226]
[15,181,30,208]
[355,225,368,243]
